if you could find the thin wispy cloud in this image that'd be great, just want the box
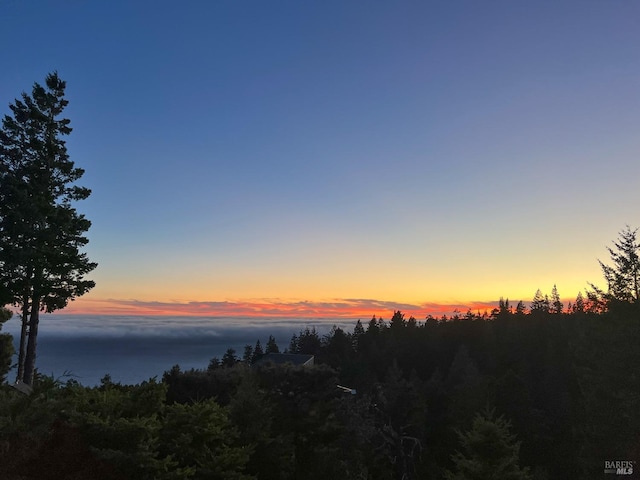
[63,297,500,318]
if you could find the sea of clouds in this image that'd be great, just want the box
[2,315,359,386]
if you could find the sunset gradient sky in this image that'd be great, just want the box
[1,1,639,318]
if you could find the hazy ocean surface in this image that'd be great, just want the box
[2,315,359,386]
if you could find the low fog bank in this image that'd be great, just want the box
[3,315,359,385]
[3,315,357,338]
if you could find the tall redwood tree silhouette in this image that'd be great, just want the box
[0,72,96,385]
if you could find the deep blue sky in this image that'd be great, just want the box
[1,1,639,316]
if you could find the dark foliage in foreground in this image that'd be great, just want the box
[0,301,637,479]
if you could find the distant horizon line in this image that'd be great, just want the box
[6,292,592,320]
[23,295,578,319]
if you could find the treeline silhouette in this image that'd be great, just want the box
[0,298,637,479]
[160,293,639,480]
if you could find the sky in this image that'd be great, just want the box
[1,0,639,318]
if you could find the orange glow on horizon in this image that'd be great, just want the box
[57,297,501,319]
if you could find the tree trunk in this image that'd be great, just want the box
[15,294,30,383]
[23,296,40,386]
